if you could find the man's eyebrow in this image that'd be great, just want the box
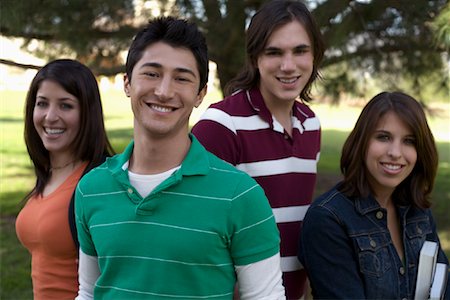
[140,62,197,77]
[264,44,311,51]
[294,44,311,50]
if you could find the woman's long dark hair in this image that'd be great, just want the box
[23,59,114,200]
[340,92,438,208]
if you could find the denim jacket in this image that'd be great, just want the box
[298,184,450,299]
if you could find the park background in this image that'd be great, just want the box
[1,0,449,299]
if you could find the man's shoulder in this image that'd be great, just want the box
[209,91,254,115]
[78,156,117,189]
[204,150,255,183]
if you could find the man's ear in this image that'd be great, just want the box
[124,74,131,97]
[195,85,207,108]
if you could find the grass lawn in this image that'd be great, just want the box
[1,89,449,299]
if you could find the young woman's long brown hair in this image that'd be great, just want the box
[23,59,115,199]
[340,91,438,208]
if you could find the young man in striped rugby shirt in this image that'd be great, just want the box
[192,1,325,298]
[74,16,285,299]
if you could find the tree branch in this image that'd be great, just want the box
[0,59,41,70]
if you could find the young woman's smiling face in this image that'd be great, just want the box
[365,111,417,198]
[33,80,81,157]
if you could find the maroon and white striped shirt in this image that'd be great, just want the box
[192,87,320,299]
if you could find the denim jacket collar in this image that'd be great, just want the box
[354,194,383,215]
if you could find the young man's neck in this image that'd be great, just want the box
[265,99,295,136]
[129,132,191,175]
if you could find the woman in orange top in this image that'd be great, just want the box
[15,59,114,300]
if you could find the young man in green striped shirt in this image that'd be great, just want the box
[75,16,285,299]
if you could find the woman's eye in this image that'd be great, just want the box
[61,103,73,110]
[35,100,47,108]
[404,137,416,145]
[375,134,390,141]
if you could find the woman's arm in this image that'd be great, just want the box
[299,205,366,299]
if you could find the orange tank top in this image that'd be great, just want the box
[15,162,88,300]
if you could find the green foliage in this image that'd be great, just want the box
[431,2,450,50]
[1,0,448,102]
[314,0,449,103]
[0,0,136,75]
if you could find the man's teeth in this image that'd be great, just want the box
[383,163,401,170]
[151,104,172,113]
[45,128,64,134]
[279,78,297,84]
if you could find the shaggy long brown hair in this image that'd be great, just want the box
[225,0,325,102]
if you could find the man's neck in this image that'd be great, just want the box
[129,132,191,175]
[266,100,295,136]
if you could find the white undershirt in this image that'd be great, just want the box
[128,166,180,198]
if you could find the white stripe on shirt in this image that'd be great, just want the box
[272,205,310,223]
[200,108,320,134]
[236,157,317,177]
[200,108,269,134]
[281,256,303,272]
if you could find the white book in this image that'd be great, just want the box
[429,263,448,300]
[414,241,438,300]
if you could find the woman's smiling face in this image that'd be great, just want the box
[33,80,81,157]
[365,111,417,198]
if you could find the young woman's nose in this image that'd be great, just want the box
[387,141,402,159]
[44,105,59,121]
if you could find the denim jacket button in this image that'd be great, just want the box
[127,188,133,194]
[376,211,384,219]
[399,266,405,275]
[370,240,377,248]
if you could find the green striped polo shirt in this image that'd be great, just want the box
[75,135,280,299]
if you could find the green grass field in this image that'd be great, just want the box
[1,89,449,299]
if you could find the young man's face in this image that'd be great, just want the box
[257,20,313,107]
[124,42,206,140]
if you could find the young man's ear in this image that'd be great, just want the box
[124,74,131,97]
[195,85,207,108]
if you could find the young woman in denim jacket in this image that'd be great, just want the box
[298,91,449,299]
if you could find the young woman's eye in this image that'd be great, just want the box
[35,100,47,108]
[404,137,416,145]
[375,134,390,141]
[61,103,73,110]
